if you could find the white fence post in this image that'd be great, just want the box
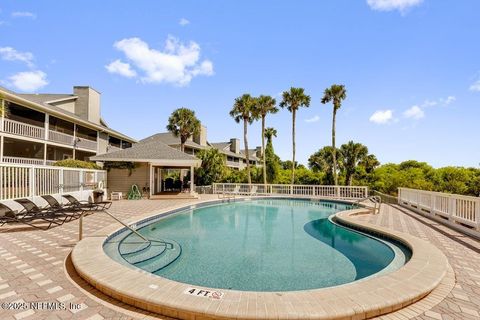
[476,199,480,231]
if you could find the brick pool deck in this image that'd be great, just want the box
[0,196,479,319]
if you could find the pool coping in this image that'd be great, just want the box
[71,197,449,320]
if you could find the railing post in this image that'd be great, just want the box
[29,166,35,199]
[79,170,84,192]
[476,199,480,231]
[449,195,456,222]
[335,186,340,198]
[59,168,64,195]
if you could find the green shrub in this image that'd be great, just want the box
[53,159,101,170]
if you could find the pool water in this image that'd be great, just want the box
[104,199,410,291]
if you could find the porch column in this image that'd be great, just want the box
[149,164,153,198]
[0,135,3,163]
[73,123,76,159]
[190,166,194,194]
[44,113,49,140]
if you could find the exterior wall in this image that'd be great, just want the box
[73,86,101,125]
[51,100,75,114]
[97,132,109,154]
[106,163,150,198]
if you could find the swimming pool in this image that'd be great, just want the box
[104,198,411,291]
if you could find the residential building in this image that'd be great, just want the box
[141,126,262,169]
[0,86,136,166]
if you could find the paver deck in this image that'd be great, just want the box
[0,197,479,319]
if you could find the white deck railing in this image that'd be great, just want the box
[3,118,45,139]
[213,183,368,199]
[0,163,107,200]
[3,156,45,166]
[398,188,480,232]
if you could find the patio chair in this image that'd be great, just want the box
[13,199,71,228]
[41,195,83,219]
[62,194,112,211]
[0,203,47,229]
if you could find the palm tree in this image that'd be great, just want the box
[340,141,368,186]
[308,146,342,185]
[229,94,258,184]
[166,108,201,152]
[280,87,311,184]
[253,95,278,185]
[321,84,347,186]
[359,154,380,174]
[264,127,277,144]
[264,127,280,183]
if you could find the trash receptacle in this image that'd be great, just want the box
[92,190,105,203]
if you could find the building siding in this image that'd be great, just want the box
[106,163,150,198]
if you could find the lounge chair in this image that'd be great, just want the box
[41,195,83,219]
[62,194,112,211]
[0,203,46,229]
[249,186,258,196]
[13,199,71,228]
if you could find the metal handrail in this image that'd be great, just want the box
[354,195,382,214]
[78,209,173,249]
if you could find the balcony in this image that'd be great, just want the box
[226,160,245,169]
[3,119,45,140]
[75,138,97,151]
[2,119,98,151]
[48,130,74,145]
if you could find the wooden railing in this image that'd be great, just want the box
[3,156,45,166]
[3,118,45,139]
[0,163,107,200]
[76,138,97,151]
[398,188,480,232]
[212,183,368,199]
[49,130,74,145]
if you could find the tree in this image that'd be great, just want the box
[229,94,258,184]
[0,93,8,117]
[195,148,226,185]
[321,84,347,186]
[340,141,368,186]
[166,108,201,152]
[308,146,341,185]
[253,95,278,185]
[280,87,311,184]
[264,127,280,183]
[359,154,380,174]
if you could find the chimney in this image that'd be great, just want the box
[193,125,207,146]
[73,86,101,124]
[230,138,240,154]
[255,146,263,158]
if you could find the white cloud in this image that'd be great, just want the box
[11,11,36,19]
[110,36,214,86]
[179,18,190,26]
[469,80,480,92]
[369,110,394,124]
[403,105,425,119]
[305,115,320,123]
[8,70,48,92]
[0,47,34,67]
[367,0,423,12]
[105,59,137,78]
[442,95,456,105]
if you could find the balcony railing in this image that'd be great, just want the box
[213,183,368,199]
[3,156,46,166]
[49,130,74,145]
[3,118,45,139]
[76,138,97,151]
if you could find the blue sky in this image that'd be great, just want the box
[1,0,479,168]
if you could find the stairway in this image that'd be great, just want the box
[118,233,182,273]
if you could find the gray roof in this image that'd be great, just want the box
[90,139,200,164]
[209,142,230,150]
[0,87,135,142]
[17,93,76,105]
[139,132,207,149]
